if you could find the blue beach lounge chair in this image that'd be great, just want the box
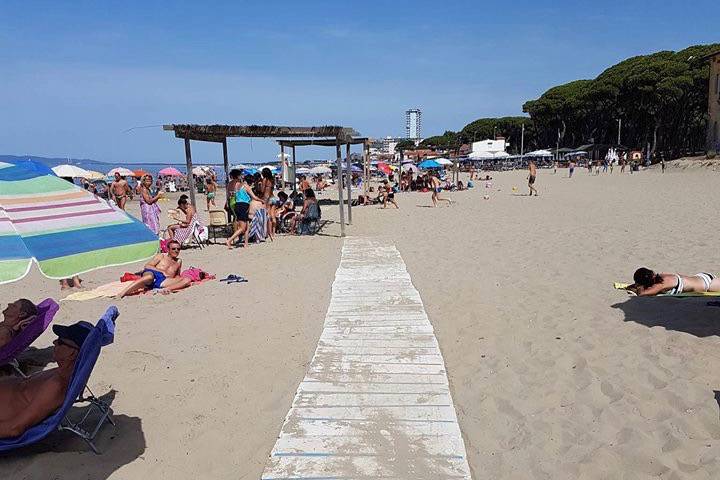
[0,298,59,377]
[0,306,118,454]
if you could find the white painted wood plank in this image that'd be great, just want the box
[261,238,472,480]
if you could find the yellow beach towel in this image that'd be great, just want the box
[62,281,127,302]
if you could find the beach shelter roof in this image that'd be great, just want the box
[158,167,183,176]
[0,160,158,284]
[107,167,134,177]
[51,164,91,178]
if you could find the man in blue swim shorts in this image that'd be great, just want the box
[119,240,191,298]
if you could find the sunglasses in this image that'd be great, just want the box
[54,338,79,350]
[169,247,181,251]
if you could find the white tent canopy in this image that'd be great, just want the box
[525,149,553,157]
[52,164,91,178]
[468,150,511,160]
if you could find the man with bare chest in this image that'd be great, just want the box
[0,321,90,438]
[118,240,191,298]
[110,172,131,210]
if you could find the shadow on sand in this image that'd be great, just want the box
[0,390,146,479]
[611,297,720,338]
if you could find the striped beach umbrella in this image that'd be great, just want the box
[0,160,159,285]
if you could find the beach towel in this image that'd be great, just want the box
[0,298,58,367]
[180,267,215,282]
[614,282,720,297]
[61,281,128,301]
[248,208,268,242]
[173,214,201,245]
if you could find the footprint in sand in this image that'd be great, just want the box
[600,380,624,403]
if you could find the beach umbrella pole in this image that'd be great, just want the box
[335,141,345,237]
[292,146,297,193]
[184,138,196,208]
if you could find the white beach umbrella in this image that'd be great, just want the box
[107,167,134,177]
[309,166,332,175]
[229,164,250,170]
[52,164,91,178]
[296,167,311,174]
[83,169,106,180]
[260,164,278,172]
[192,166,209,176]
[402,163,419,173]
[525,149,553,157]
[434,158,453,166]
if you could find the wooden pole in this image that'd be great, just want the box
[336,141,345,237]
[280,144,285,188]
[292,146,297,193]
[184,137,196,208]
[345,142,352,225]
[363,141,369,197]
[222,138,229,183]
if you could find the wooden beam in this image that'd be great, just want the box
[184,137,196,208]
[336,141,345,237]
[345,143,352,225]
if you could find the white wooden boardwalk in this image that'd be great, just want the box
[261,237,472,480]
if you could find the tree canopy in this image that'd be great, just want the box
[423,43,719,157]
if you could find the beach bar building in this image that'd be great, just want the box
[163,124,359,236]
[704,50,720,155]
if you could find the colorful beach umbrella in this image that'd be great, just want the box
[83,170,106,180]
[418,159,442,169]
[158,167,183,176]
[133,169,150,178]
[376,162,392,174]
[0,160,158,285]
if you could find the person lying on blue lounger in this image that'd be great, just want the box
[0,321,90,438]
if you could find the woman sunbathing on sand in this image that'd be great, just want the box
[628,267,720,296]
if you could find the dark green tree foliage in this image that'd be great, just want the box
[459,117,537,153]
[522,44,720,156]
[419,131,460,150]
[394,139,416,151]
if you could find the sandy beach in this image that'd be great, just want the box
[3,165,720,479]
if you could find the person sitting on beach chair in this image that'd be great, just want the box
[118,240,191,298]
[0,299,38,350]
[0,321,90,438]
[627,267,720,296]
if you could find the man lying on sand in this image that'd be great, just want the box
[0,299,38,349]
[0,321,90,438]
[627,267,720,296]
[118,240,191,298]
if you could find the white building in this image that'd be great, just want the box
[405,109,422,140]
[468,139,508,159]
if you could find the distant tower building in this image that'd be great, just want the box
[405,108,422,140]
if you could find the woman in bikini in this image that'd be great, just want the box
[628,267,720,296]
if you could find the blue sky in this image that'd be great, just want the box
[1,0,716,164]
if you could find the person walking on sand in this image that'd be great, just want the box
[568,160,575,178]
[528,160,538,196]
[226,174,262,249]
[660,155,666,173]
[429,173,451,207]
[205,175,217,211]
[110,172,131,210]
